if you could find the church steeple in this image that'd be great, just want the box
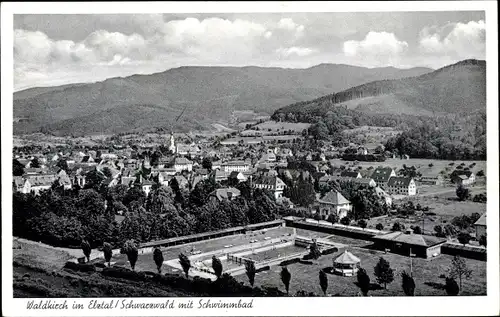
[168,131,176,154]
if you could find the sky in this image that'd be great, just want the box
[13,11,486,91]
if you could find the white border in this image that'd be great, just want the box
[2,2,499,316]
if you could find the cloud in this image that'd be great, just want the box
[419,20,485,58]
[343,31,409,57]
[275,46,317,58]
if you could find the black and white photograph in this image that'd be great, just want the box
[2,1,498,316]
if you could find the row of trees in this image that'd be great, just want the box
[13,177,288,248]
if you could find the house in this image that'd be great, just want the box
[221,161,250,173]
[190,175,205,189]
[278,148,293,158]
[252,175,286,199]
[176,143,201,156]
[357,146,368,155]
[450,170,475,186]
[340,171,362,178]
[20,174,58,195]
[386,177,417,196]
[371,167,397,189]
[157,172,171,187]
[211,170,231,183]
[211,187,241,202]
[372,229,447,258]
[13,176,25,192]
[81,155,96,165]
[474,213,486,239]
[211,160,222,171]
[174,157,193,173]
[317,190,352,219]
[141,179,155,196]
[121,176,137,187]
[419,174,444,185]
[352,178,377,188]
[228,171,247,183]
[260,152,276,163]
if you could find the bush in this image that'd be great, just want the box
[391,222,402,232]
[477,170,484,177]
[340,216,351,226]
[375,223,384,231]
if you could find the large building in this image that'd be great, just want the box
[386,177,417,196]
[252,175,286,199]
[372,229,447,258]
[221,161,250,173]
[316,190,352,219]
[174,157,193,173]
[371,167,396,189]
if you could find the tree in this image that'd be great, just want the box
[434,225,445,237]
[153,247,164,274]
[375,223,384,231]
[374,257,394,289]
[401,270,416,296]
[391,222,402,232]
[319,270,328,295]
[479,234,487,247]
[245,261,256,287]
[309,241,322,260]
[445,277,460,296]
[449,256,472,289]
[412,226,422,234]
[212,256,223,279]
[202,157,213,170]
[103,242,113,267]
[456,185,470,201]
[81,240,91,262]
[122,240,139,270]
[340,216,351,226]
[281,266,292,295]
[13,159,25,176]
[457,232,470,246]
[178,253,191,278]
[357,219,367,230]
[356,267,370,296]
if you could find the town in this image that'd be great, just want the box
[12,118,487,297]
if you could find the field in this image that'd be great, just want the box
[221,134,302,145]
[329,158,486,177]
[371,195,487,237]
[343,126,402,149]
[234,245,486,296]
[253,120,310,133]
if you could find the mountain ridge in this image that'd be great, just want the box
[273,59,486,119]
[13,63,436,136]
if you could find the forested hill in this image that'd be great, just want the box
[272,59,486,120]
[13,64,431,136]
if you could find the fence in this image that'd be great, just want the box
[227,254,255,266]
[442,243,487,261]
